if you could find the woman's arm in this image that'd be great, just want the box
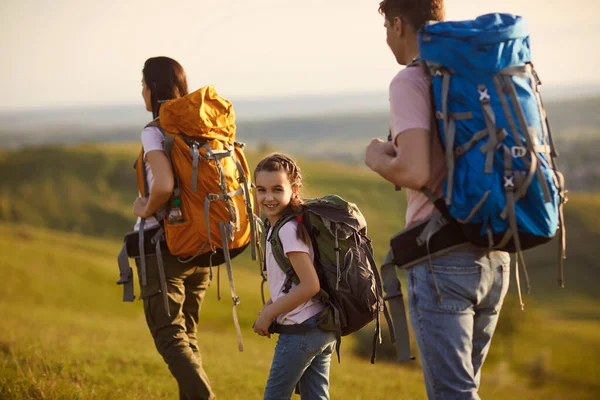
[132,150,174,218]
[253,251,320,337]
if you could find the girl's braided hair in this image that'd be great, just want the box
[254,153,311,245]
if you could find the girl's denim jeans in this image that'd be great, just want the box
[407,244,511,400]
[264,314,336,400]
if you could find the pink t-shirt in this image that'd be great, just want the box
[266,220,326,325]
[389,66,447,227]
[133,126,164,231]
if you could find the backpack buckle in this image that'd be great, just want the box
[503,176,515,189]
[478,87,491,103]
[511,146,527,158]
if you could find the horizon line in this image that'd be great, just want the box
[2,82,600,115]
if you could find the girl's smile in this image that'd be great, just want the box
[255,170,297,225]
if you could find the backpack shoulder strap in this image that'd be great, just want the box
[145,118,174,161]
[144,117,161,129]
[269,214,299,292]
[144,118,179,199]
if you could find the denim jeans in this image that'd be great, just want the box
[264,314,337,400]
[407,243,510,400]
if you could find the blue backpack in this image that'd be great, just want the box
[417,13,567,300]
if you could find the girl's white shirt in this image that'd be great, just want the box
[266,220,326,325]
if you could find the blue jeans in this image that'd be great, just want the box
[407,244,510,400]
[264,314,336,400]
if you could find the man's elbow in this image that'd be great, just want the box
[412,167,432,189]
[400,162,431,190]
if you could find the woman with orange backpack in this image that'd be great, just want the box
[131,56,215,400]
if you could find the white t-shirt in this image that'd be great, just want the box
[133,126,164,231]
[266,220,326,325]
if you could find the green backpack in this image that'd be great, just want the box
[261,195,386,362]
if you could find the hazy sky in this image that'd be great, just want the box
[1,0,598,110]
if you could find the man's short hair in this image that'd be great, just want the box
[379,0,445,31]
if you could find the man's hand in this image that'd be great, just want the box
[365,138,396,173]
[133,197,150,218]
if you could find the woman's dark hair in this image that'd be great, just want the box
[142,56,189,118]
[255,153,311,245]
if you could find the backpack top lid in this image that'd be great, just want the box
[418,13,531,78]
[304,195,367,233]
[159,85,236,144]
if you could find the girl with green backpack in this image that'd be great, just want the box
[252,153,337,400]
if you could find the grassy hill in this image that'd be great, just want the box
[2,95,599,190]
[2,224,599,399]
[1,144,599,399]
[0,143,597,298]
[0,143,406,260]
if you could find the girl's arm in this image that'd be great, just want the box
[253,251,320,337]
[133,150,174,218]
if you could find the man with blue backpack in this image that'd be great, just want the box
[365,0,566,399]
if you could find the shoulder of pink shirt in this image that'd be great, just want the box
[391,64,430,87]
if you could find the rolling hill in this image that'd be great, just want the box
[1,144,599,399]
[0,144,597,299]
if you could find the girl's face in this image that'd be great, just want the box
[141,78,152,112]
[255,170,297,225]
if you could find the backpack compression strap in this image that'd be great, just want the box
[231,145,259,261]
[219,221,244,352]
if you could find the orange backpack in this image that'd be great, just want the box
[134,85,258,350]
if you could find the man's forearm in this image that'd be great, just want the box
[374,153,423,190]
[365,134,431,190]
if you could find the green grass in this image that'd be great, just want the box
[1,224,599,399]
